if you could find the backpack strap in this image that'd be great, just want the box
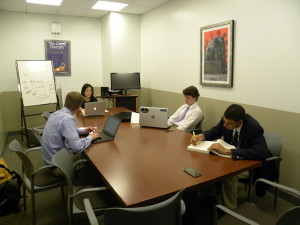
[0,164,13,176]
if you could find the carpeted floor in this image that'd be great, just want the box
[0,134,296,225]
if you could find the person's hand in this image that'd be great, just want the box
[89,132,101,140]
[208,143,231,156]
[191,134,205,145]
[84,126,98,135]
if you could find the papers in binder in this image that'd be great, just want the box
[187,139,235,158]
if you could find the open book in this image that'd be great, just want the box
[187,139,235,158]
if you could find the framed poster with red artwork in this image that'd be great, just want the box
[200,20,234,87]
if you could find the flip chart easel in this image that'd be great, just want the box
[16,60,59,147]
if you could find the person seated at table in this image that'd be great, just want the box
[191,104,277,209]
[167,86,202,132]
[81,83,97,109]
[41,91,100,176]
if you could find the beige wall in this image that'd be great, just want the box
[0,93,6,156]
[101,12,141,87]
[141,0,300,114]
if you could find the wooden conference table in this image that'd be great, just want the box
[75,108,261,207]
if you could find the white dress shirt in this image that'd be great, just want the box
[168,102,202,131]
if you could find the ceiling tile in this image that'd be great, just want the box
[61,0,96,8]
[121,5,151,14]
[57,7,89,17]
[0,0,26,12]
[133,0,171,8]
[0,0,176,18]
[27,4,59,14]
[84,9,108,18]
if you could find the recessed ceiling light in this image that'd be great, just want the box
[92,1,128,11]
[26,0,62,6]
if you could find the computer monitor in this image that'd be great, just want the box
[110,72,141,95]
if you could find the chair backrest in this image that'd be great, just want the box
[187,115,205,134]
[41,111,51,121]
[276,206,300,225]
[197,115,205,130]
[8,139,34,180]
[103,189,184,225]
[263,131,285,157]
[51,148,74,193]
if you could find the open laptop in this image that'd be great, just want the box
[139,106,169,129]
[92,115,122,143]
[83,101,105,117]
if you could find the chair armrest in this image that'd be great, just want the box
[214,205,259,225]
[73,159,88,168]
[265,156,282,162]
[84,199,100,225]
[70,186,108,198]
[33,125,45,130]
[255,178,300,198]
[32,164,57,174]
[25,146,42,154]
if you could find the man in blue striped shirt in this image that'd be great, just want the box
[41,91,100,175]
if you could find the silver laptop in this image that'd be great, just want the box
[139,106,169,129]
[92,116,122,143]
[83,101,105,117]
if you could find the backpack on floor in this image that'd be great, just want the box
[0,160,22,217]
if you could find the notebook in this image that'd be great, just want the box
[139,106,169,129]
[83,101,105,117]
[187,139,234,158]
[92,116,122,143]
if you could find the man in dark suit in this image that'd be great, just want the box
[192,104,276,209]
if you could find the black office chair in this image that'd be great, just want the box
[84,189,185,225]
[214,178,300,225]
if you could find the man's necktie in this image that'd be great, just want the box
[232,131,239,148]
[175,106,190,123]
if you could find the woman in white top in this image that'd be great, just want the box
[168,86,202,132]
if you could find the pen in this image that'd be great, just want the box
[192,131,199,145]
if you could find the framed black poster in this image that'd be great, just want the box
[45,40,71,76]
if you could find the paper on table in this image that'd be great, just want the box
[130,112,140,123]
[187,139,234,158]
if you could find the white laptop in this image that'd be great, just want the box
[83,101,105,117]
[92,116,122,143]
[139,106,169,129]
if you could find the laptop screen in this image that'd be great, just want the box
[103,116,121,137]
